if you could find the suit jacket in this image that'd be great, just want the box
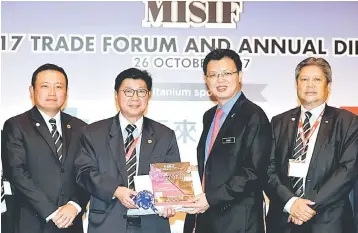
[265,105,358,233]
[75,113,180,233]
[184,93,271,233]
[1,106,88,233]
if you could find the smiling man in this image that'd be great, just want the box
[265,57,358,233]
[75,68,180,233]
[2,63,88,233]
[183,49,271,233]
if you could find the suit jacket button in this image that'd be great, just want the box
[123,215,127,219]
[60,168,65,173]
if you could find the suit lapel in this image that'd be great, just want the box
[137,118,155,175]
[198,108,215,177]
[108,113,127,186]
[30,107,59,163]
[307,105,334,173]
[60,112,72,164]
[287,107,301,160]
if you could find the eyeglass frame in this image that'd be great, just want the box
[205,70,240,79]
[118,88,149,98]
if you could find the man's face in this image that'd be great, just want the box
[205,57,242,105]
[116,78,150,121]
[30,70,67,116]
[297,65,330,109]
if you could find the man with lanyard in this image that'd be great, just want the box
[266,57,358,233]
[75,68,180,233]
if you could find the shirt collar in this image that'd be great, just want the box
[218,91,242,116]
[301,102,326,121]
[119,112,143,137]
[38,108,61,125]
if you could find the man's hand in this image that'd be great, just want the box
[52,203,77,229]
[158,206,176,218]
[114,186,137,209]
[183,193,210,214]
[288,215,304,225]
[290,198,316,222]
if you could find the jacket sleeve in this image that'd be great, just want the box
[312,116,358,212]
[75,127,119,205]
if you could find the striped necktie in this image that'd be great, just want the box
[125,124,137,190]
[291,111,312,197]
[49,118,63,162]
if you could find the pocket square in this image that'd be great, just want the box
[222,137,235,144]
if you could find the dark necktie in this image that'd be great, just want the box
[291,111,312,197]
[1,177,5,207]
[49,118,63,162]
[124,124,137,190]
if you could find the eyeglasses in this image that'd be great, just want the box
[119,89,149,98]
[206,71,239,79]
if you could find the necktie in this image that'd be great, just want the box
[124,124,137,190]
[291,111,312,197]
[1,177,5,205]
[202,108,224,191]
[1,177,6,214]
[49,118,63,162]
[208,108,224,155]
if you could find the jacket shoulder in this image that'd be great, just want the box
[62,112,87,127]
[85,117,113,134]
[242,98,268,118]
[3,110,31,128]
[145,117,173,133]
[271,107,300,123]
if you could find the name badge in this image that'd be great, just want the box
[288,159,309,178]
[222,137,235,144]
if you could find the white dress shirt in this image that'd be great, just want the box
[111,114,144,202]
[284,102,326,213]
[37,109,82,221]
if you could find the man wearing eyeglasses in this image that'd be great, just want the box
[75,68,180,233]
[183,49,271,233]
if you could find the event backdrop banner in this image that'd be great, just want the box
[1,1,358,232]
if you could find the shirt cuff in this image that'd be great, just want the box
[284,197,299,214]
[46,209,58,222]
[68,201,82,214]
[45,201,81,222]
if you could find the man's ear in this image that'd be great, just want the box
[29,85,34,98]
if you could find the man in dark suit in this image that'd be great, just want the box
[265,57,358,233]
[75,68,180,233]
[183,49,271,233]
[2,63,88,233]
